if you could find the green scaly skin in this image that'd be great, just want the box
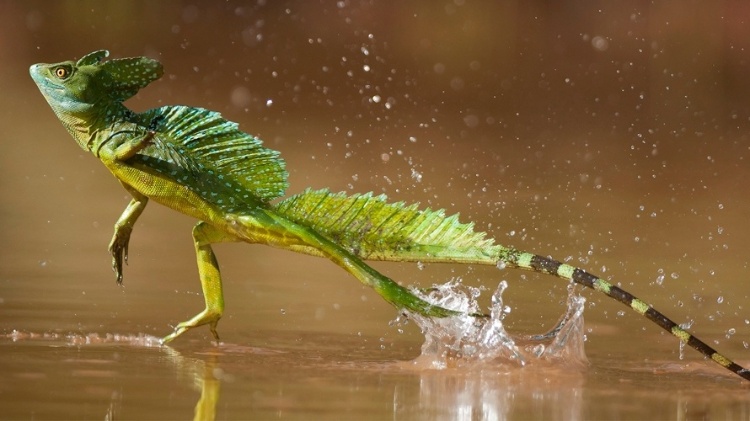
[30,51,749,381]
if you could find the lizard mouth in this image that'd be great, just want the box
[29,64,64,92]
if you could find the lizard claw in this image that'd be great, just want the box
[108,225,133,285]
[160,309,223,344]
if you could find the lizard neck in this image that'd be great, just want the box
[54,101,135,153]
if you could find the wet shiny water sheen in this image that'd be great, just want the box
[4,329,747,420]
[4,1,750,419]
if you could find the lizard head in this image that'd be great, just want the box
[31,50,164,110]
[30,50,164,148]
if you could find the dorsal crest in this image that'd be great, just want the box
[142,106,289,203]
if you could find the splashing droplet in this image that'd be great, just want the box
[406,278,587,369]
[678,320,694,360]
[655,274,665,285]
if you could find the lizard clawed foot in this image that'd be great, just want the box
[160,309,222,345]
[108,225,133,285]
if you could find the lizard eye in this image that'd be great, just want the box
[54,66,70,79]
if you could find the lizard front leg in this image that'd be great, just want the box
[162,221,239,344]
[96,128,155,162]
[109,184,148,284]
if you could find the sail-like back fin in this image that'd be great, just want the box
[142,105,288,202]
[275,188,500,263]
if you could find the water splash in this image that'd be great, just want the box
[6,330,163,348]
[405,279,588,370]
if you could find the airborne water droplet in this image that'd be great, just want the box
[411,168,423,182]
[726,328,736,339]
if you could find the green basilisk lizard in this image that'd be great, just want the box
[30,50,749,381]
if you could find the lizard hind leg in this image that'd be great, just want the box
[161,222,238,344]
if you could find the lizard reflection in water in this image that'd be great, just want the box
[29,50,749,381]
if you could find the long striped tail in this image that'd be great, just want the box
[499,248,750,381]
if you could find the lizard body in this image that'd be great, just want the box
[30,51,749,381]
